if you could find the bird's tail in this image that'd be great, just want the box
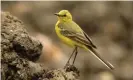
[87,46,114,70]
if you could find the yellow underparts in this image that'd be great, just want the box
[55,21,88,50]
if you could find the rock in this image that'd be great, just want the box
[1,12,79,80]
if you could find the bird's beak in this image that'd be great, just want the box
[54,13,59,16]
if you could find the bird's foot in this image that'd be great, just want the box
[64,64,79,75]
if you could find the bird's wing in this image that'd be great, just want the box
[83,31,97,48]
[58,21,97,48]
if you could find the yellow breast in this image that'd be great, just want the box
[55,21,87,49]
[55,25,75,47]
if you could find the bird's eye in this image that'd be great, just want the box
[63,14,66,17]
[60,14,66,17]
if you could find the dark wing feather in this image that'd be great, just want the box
[58,22,96,48]
[83,31,97,48]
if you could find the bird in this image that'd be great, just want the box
[54,10,114,70]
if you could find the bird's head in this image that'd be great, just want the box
[54,10,72,22]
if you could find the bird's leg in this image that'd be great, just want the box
[64,47,77,68]
[72,47,78,65]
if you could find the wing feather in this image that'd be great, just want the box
[58,21,96,48]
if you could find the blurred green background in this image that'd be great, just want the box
[1,1,133,80]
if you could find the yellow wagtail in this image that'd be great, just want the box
[54,10,114,70]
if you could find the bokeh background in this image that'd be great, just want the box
[1,1,133,80]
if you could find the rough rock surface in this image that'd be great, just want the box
[1,12,79,80]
